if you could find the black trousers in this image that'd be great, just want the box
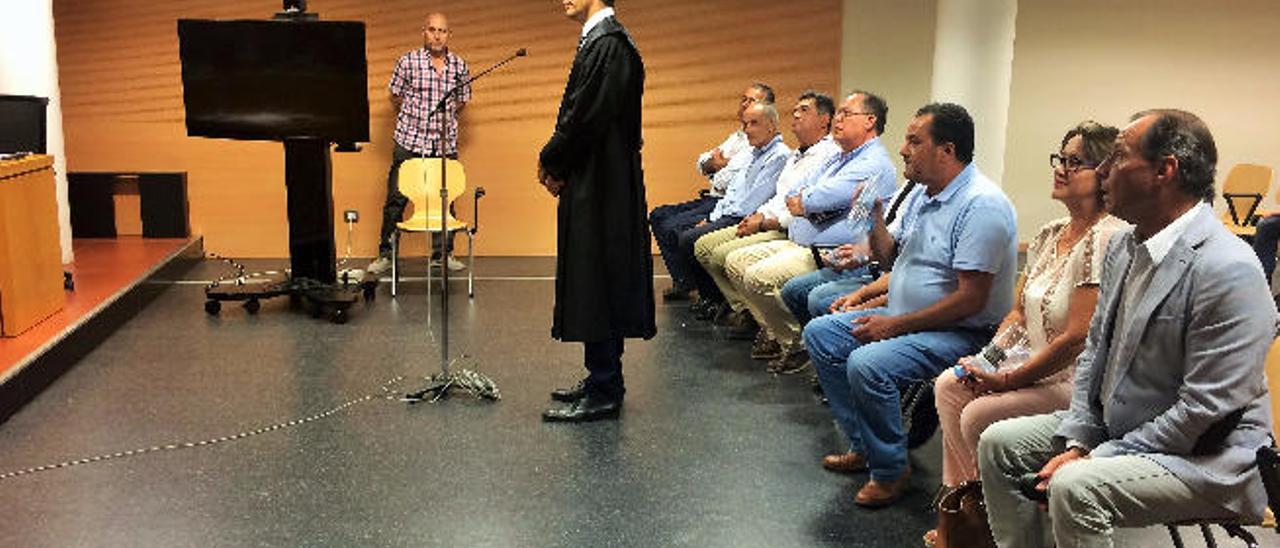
[650,196,718,288]
[378,143,459,256]
[583,338,625,400]
[675,216,741,302]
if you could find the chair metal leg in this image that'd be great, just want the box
[1220,523,1260,548]
[1166,524,1187,548]
[467,229,475,298]
[391,231,399,298]
[1198,523,1219,548]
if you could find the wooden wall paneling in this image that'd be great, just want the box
[54,0,842,257]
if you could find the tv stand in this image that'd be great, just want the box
[204,138,375,324]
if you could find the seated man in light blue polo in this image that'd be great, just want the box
[780,179,921,327]
[802,103,1017,508]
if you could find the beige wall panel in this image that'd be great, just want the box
[54,0,841,257]
[1003,0,1280,241]
[841,0,937,181]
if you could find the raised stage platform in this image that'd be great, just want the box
[0,236,202,422]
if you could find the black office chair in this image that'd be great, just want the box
[1163,445,1280,548]
[901,379,939,450]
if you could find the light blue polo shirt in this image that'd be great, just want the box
[886,164,1017,329]
[709,134,790,222]
[786,136,898,246]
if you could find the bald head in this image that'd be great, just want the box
[423,13,451,54]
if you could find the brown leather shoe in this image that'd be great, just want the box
[750,331,782,360]
[821,451,868,473]
[767,350,810,375]
[855,468,912,508]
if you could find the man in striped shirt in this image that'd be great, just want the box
[369,12,472,274]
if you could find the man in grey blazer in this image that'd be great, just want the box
[978,109,1277,548]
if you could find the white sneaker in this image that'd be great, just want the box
[445,255,466,271]
[366,256,392,275]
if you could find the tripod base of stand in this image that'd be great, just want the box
[204,272,377,324]
[402,369,500,403]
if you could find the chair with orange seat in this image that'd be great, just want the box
[1219,163,1274,241]
[389,157,483,298]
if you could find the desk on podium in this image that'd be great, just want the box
[0,155,65,337]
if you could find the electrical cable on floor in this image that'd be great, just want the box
[0,373,411,482]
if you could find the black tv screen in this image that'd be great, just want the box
[0,95,48,154]
[177,19,369,143]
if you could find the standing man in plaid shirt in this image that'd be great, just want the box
[369,12,471,274]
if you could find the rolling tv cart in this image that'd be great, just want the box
[179,10,375,324]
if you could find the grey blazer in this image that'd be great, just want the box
[1056,205,1277,520]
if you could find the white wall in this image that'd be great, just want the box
[930,0,1017,186]
[1002,0,1280,241]
[0,0,71,263]
[841,0,938,180]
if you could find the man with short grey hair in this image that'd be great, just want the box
[652,83,775,302]
[979,109,1277,547]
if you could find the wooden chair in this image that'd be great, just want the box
[1163,336,1280,548]
[1219,164,1274,241]
[389,157,484,298]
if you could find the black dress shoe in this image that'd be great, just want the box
[695,300,728,321]
[542,393,623,423]
[550,380,586,403]
[662,285,694,302]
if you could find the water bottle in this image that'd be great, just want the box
[845,185,878,239]
[954,323,1030,378]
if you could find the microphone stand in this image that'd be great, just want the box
[403,49,526,403]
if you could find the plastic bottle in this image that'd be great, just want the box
[954,323,1030,378]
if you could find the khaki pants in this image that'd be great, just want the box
[694,226,787,312]
[978,413,1231,548]
[725,240,815,349]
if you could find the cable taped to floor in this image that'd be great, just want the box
[0,374,408,482]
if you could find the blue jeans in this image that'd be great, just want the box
[780,267,871,325]
[803,308,989,481]
[1253,215,1280,284]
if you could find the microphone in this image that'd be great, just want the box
[516,48,528,57]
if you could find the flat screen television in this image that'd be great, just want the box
[0,95,49,155]
[177,19,369,143]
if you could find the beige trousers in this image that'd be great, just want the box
[693,226,787,312]
[725,240,815,349]
[934,369,1073,486]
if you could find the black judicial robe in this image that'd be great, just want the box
[539,16,656,343]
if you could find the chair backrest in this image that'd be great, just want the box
[1221,164,1274,226]
[397,158,467,223]
[1265,335,1280,440]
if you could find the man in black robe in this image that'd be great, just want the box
[538,0,655,422]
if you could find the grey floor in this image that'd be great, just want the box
[0,257,1272,547]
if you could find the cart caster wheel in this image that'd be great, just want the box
[244,299,260,314]
[205,300,221,315]
[330,308,348,324]
[363,284,376,301]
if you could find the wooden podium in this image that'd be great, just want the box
[0,155,65,337]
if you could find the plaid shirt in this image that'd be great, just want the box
[390,48,471,156]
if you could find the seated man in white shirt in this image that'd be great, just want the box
[691,90,841,334]
[651,83,774,302]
